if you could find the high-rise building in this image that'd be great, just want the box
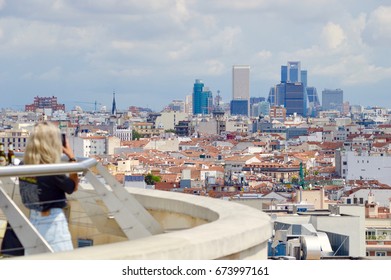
[287,61,301,83]
[285,82,306,116]
[301,70,308,88]
[307,87,321,117]
[192,79,213,115]
[232,65,250,100]
[251,101,270,117]
[25,96,65,112]
[280,65,287,83]
[232,65,250,116]
[250,97,267,117]
[250,97,265,105]
[268,61,315,117]
[267,87,275,105]
[166,100,185,112]
[230,100,248,116]
[267,83,286,108]
[322,89,343,112]
[185,94,193,114]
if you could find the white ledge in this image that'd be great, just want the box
[16,188,273,260]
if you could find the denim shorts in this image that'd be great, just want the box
[26,208,73,255]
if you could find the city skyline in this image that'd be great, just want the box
[0,1,390,112]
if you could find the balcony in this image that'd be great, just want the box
[0,155,272,260]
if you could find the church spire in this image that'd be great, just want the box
[111,90,117,115]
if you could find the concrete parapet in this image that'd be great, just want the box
[17,188,272,260]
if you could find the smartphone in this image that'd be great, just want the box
[61,133,66,147]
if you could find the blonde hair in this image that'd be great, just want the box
[24,122,62,165]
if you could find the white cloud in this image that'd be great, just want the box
[109,68,151,77]
[170,0,191,25]
[321,22,346,49]
[311,54,391,86]
[256,50,272,60]
[206,59,225,75]
[168,44,190,60]
[362,5,391,46]
[20,67,63,81]
[111,40,136,52]
[39,66,62,80]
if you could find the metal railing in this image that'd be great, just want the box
[0,155,163,255]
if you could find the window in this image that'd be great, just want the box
[375,251,386,257]
[77,238,93,248]
[366,230,375,240]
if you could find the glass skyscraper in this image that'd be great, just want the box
[285,83,306,116]
[287,61,301,83]
[322,89,343,112]
[193,79,213,115]
[307,86,321,117]
[280,65,287,83]
[267,61,313,117]
[230,100,249,116]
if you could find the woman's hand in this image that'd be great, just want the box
[62,136,76,160]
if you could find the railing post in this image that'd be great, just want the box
[95,163,163,234]
[0,185,53,255]
[84,170,153,240]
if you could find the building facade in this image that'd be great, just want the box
[322,89,343,112]
[268,61,315,117]
[287,61,301,83]
[232,65,250,116]
[335,150,391,186]
[192,79,213,115]
[230,100,249,116]
[285,82,307,116]
[25,96,65,112]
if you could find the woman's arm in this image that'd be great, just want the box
[62,136,79,191]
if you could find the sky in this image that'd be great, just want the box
[0,0,391,112]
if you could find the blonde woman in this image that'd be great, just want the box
[19,121,79,254]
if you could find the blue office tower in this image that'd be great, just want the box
[322,88,343,112]
[301,70,307,88]
[281,65,287,83]
[269,61,313,117]
[230,100,248,116]
[193,79,213,115]
[267,87,275,105]
[285,83,307,116]
[287,61,301,83]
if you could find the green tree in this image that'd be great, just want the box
[132,130,142,140]
[144,173,161,185]
[291,176,299,185]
